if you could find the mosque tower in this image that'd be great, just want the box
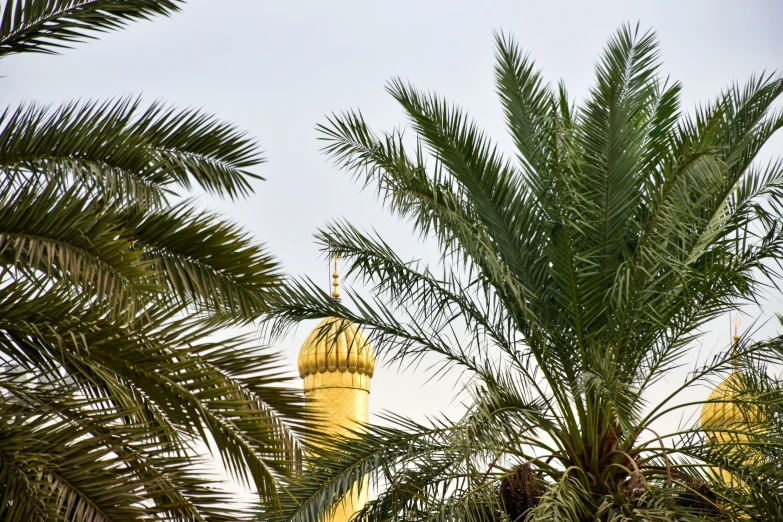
[297,258,376,522]
[700,315,763,485]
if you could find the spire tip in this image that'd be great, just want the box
[331,256,341,301]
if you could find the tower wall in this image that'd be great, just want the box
[306,386,369,522]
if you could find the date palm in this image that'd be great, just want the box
[0,1,302,520]
[268,25,783,521]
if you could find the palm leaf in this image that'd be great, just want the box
[0,98,264,205]
[0,0,181,57]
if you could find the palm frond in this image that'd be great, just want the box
[0,179,156,317]
[493,31,558,186]
[0,302,305,507]
[126,201,282,320]
[0,98,264,204]
[0,0,181,57]
[0,380,242,522]
[0,0,298,517]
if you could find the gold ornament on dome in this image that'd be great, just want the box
[332,256,341,300]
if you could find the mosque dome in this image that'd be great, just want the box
[297,316,376,392]
[701,371,750,434]
[701,370,765,435]
[700,365,765,485]
[701,317,765,452]
[701,316,764,440]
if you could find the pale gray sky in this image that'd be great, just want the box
[6,0,783,464]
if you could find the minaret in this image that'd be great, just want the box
[297,258,375,522]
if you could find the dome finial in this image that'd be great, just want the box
[331,256,341,301]
[732,313,742,372]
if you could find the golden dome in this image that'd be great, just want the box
[701,372,744,431]
[701,370,764,443]
[297,317,376,392]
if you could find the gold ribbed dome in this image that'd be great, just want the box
[701,317,763,436]
[701,372,746,432]
[701,369,765,485]
[297,317,376,392]
[701,370,764,444]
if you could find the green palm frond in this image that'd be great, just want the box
[0,183,280,320]
[0,0,302,517]
[264,415,456,522]
[385,78,531,278]
[0,98,264,205]
[0,179,157,317]
[127,201,282,320]
[315,221,518,358]
[0,0,181,57]
[317,111,498,269]
[493,30,559,187]
[0,381,244,522]
[0,301,305,508]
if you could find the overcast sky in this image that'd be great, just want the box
[6,0,783,471]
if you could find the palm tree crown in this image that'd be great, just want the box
[269,24,783,521]
[0,1,303,520]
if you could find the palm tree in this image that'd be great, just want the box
[0,2,303,520]
[267,24,783,521]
